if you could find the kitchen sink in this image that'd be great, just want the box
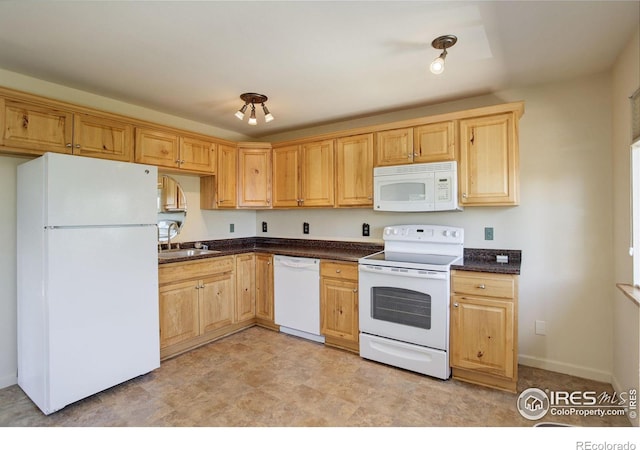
[158,248,221,259]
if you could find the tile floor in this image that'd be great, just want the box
[0,326,632,427]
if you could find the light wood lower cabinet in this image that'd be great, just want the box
[159,255,253,360]
[450,270,519,392]
[320,260,359,353]
[235,253,257,322]
[255,253,277,330]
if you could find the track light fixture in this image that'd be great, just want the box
[429,35,457,75]
[235,93,274,125]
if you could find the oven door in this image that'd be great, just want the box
[358,264,449,351]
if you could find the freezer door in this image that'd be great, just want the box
[45,225,159,413]
[44,153,157,226]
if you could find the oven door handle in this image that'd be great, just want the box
[359,264,447,280]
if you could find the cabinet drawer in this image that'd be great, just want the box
[159,256,235,285]
[451,271,515,299]
[320,260,358,281]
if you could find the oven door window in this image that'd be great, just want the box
[371,287,431,329]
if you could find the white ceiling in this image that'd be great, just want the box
[0,1,638,139]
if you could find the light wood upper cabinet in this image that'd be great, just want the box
[272,140,334,207]
[237,144,272,208]
[135,127,179,168]
[300,139,334,207]
[336,133,373,207]
[199,143,237,210]
[0,98,74,155]
[73,113,133,162]
[272,145,300,207]
[375,122,454,166]
[413,121,455,162]
[178,136,216,173]
[458,113,519,206]
[1,97,133,161]
[135,127,216,173]
[375,128,413,166]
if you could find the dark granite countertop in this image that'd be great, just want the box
[452,248,522,275]
[159,238,522,275]
[158,237,383,265]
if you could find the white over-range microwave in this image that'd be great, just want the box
[373,161,461,212]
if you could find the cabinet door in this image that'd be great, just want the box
[217,144,237,208]
[374,128,413,166]
[199,272,235,334]
[272,145,300,207]
[413,121,455,162]
[134,127,179,168]
[255,253,274,322]
[238,146,272,208]
[73,113,133,162]
[336,133,373,207]
[450,294,514,378]
[179,136,216,173]
[159,280,200,348]
[1,98,73,154]
[235,253,256,322]
[458,113,519,205]
[320,278,359,343]
[300,139,334,206]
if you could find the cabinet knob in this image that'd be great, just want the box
[462,193,468,198]
[453,303,459,307]
[336,269,341,273]
[477,284,486,289]
[75,144,80,148]
[267,261,271,265]
[66,143,72,148]
[353,288,358,293]
[413,152,418,157]
[477,351,484,358]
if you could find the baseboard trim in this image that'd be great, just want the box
[519,354,611,383]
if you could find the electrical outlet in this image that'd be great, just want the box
[262,221,268,232]
[362,223,370,237]
[229,223,235,233]
[484,227,494,240]
[303,222,310,234]
[496,254,508,264]
[535,320,547,336]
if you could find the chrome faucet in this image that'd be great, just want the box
[167,222,179,251]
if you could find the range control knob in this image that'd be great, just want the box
[392,228,399,235]
[452,230,460,238]
[384,228,391,235]
[443,230,450,237]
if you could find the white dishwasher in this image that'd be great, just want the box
[273,255,324,343]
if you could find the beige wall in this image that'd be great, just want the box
[611,25,640,426]
[258,73,617,382]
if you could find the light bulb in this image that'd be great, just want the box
[248,105,257,125]
[262,103,274,123]
[235,103,248,120]
[430,56,445,75]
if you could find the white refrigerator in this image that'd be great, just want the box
[17,152,160,415]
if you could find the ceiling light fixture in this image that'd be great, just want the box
[429,35,457,75]
[235,93,274,125]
